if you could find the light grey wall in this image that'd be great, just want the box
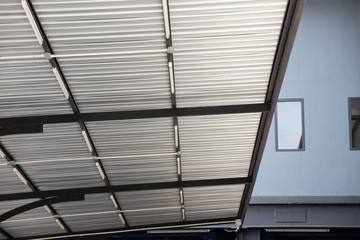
[252,0,360,196]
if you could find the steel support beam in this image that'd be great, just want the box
[0,177,251,202]
[0,104,270,128]
[238,0,306,222]
[0,227,13,239]
[10,217,236,240]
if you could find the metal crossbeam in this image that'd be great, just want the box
[0,177,251,202]
[10,217,236,240]
[0,104,270,128]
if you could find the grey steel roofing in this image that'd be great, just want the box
[0,0,304,239]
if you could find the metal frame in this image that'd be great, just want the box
[274,98,305,152]
[10,217,236,240]
[0,177,251,202]
[0,0,305,238]
[238,0,306,224]
[348,97,360,150]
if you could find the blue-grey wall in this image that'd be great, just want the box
[252,0,360,196]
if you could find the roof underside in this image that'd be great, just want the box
[0,0,303,239]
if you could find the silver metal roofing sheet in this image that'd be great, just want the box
[0,200,63,237]
[170,0,287,107]
[115,188,182,226]
[179,113,261,180]
[30,0,172,113]
[0,0,43,55]
[0,123,104,190]
[0,1,72,118]
[52,193,123,232]
[0,57,73,117]
[86,118,178,185]
[0,164,29,194]
[184,184,244,221]
[0,0,299,237]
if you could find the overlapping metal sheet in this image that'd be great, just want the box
[0,0,302,238]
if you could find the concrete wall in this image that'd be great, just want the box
[252,0,360,196]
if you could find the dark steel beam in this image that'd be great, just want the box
[352,119,359,141]
[0,143,72,233]
[0,104,270,128]
[11,217,236,240]
[0,227,13,239]
[0,124,43,136]
[0,177,251,202]
[238,0,306,222]
[0,195,84,223]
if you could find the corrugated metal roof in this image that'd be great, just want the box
[0,0,300,238]
[170,0,287,107]
[52,193,124,232]
[179,113,261,180]
[184,184,245,221]
[116,188,182,226]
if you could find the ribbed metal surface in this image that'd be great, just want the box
[53,193,123,232]
[0,1,72,118]
[184,184,245,221]
[86,118,177,185]
[0,164,29,194]
[0,0,43,55]
[116,188,182,226]
[0,0,290,237]
[0,200,63,237]
[0,123,104,190]
[31,0,171,113]
[179,113,261,180]
[170,0,287,107]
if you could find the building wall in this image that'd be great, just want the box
[252,0,360,196]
